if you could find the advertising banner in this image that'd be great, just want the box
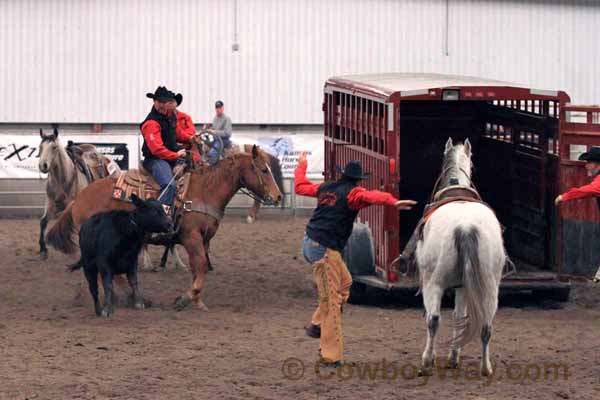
[233,133,324,178]
[0,134,139,179]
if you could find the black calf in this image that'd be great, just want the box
[74,194,173,317]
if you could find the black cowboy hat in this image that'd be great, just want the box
[336,160,371,180]
[146,86,183,106]
[579,147,600,163]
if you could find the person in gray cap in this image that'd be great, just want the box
[205,100,232,163]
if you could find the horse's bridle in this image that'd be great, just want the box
[428,165,480,204]
[238,156,273,205]
[187,136,275,205]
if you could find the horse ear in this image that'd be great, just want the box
[464,138,472,157]
[445,137,453,153]
[130,194,144,207]
[53,127,59,138]
[252,144,259,160]
[39,129,44,139]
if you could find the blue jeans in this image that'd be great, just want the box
[302,234,327,264]
[208,137,232,165]
[143,158,176,206]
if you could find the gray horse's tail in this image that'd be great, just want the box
[452,226,492,347]
[46,201,78,254]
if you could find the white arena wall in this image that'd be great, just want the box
[0,0,598,124]
[1,0,599,216]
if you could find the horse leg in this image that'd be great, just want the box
[481,324,493,376]
[247,200,259,223]
[141,245,154,271]
[175,231,208,311]
[173,246,189,271]
[159,245,170,270]
[447,288,466,368]
[39,201,52,260]
[419,284,443,376]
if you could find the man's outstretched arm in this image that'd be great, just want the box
[294,152,321,197]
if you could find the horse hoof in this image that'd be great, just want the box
[196,300,209,311]
[417,367,433,377]
[246,216,255,224]
[101,309,112,318]
[174,295,191,311]
[446,360,459,369]
[39,251,48,261]
[135,302,145,310]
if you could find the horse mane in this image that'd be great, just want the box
[266,153,284,194]
[441,146,459,188]
[441,142,472,188]
[48,141,72,185]
[192,154,241,188]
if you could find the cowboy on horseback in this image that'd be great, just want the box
[141,86,197,216]
[555,146,600,283]
[295,152,416,368]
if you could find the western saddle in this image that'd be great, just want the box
[112,163,191,210]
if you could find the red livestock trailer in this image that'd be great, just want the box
[324,73,600,301]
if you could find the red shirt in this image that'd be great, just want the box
[141,110,196,161]
[294,160,398,210]
[562,175,600,201]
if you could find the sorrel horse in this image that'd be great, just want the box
[415,138,504,376]
[37,127,114,260]
[46,144,282,311]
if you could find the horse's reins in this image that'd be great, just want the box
[428,165,480,204]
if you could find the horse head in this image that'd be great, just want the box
[441,137,473,189]
[38,127,61,173]
[239,145,283,206]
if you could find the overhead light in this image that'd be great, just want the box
[442,89,460,101]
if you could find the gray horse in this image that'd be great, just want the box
[415,138,505,377]
[38,127,115,259]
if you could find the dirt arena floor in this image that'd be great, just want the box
[1,216,600,400]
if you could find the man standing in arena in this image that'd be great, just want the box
[295,152,416,367]
[555,146,600,283]
[141,86,197,217]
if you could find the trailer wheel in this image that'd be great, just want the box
[532,287,571,302]
[348,281,368,304]
[342,222,375,276]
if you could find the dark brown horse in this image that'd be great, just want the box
[243,144,285,223]
[46,145,282,311]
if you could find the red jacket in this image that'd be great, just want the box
[294,160,398,209]
[141,111,196,161]
[561,175,600,201]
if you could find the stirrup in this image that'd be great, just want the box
[393,254,412,276]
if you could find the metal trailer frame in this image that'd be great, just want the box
[323,73,600,297]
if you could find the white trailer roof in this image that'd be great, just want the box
[327,73,558,98]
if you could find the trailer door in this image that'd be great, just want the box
[559,105,600,276]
